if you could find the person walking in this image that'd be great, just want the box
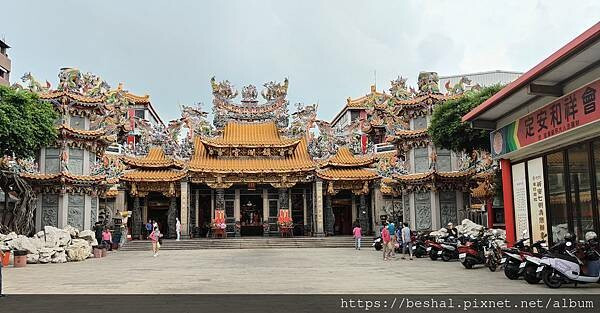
[401,222,413,260]
[176,218,181,241]
[387,221,396,257]
[381,222,391,261]
[101,227,114,251]
[145,220,153,239]
[0,249,5,297]
[149,226,163,257]
[352,223,362,250]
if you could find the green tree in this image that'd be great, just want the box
[429,85,504,153]
[0,85,58,159]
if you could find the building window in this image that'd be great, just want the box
[546,151,568,242]
[350,110,360,122]
[414,147,429,173]
[41,194,59,227]
[68,147,84,175]
[135,109,145,119]
[415,192,432,230]
[437,149,452,172]
[45,148,60,173]
[567,144,594,240]
[70,115,85,130]
[68,195,84,230]
[413,116,427,130]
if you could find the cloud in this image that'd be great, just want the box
[1,0,598,122]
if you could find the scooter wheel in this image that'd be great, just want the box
[542,269,562,289]
[461,260,473,269]
[488,262,497,272]
[441,251,452,262]
[429,250,439,261]
[524,266,541,284]
[504,264,520,280]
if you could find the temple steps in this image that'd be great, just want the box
[119,236,358,251]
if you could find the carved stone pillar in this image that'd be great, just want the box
[132,196,141,240]
[216,188,225,211]
[278,188,289,210]
[314,180,324,236]
[359,194,368,233]
[324,194,334,235]
[168,196,177,238]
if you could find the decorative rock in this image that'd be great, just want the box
[6,235,41,254]
[66,239,92,262]
[51,250,67,263]
[27,253,40,264]
[78,230,95,242]
[38,247,54,263]
[43,226,71,247]
[63,225,79,238]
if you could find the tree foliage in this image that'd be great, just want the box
[0,85,58,159]
[428,85,504,153]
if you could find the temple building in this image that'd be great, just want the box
[317,147,378,235]
[21,69,114,231]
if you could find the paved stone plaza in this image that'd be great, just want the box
[3,248,600,294]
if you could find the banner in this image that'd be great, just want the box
[527,158,547,242]
[511,162,529,240]
[491,80,599,158]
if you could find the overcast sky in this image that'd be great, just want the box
[2,0,599,121]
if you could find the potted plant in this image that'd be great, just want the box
[13,250,28,268]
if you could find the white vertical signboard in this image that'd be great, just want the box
[527,158,547,242]
[511,162,529,239]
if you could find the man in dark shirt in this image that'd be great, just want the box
[447,222,459,238]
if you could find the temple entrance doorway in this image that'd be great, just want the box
[240,194,263,236]
[332,193,353,235]
[146,192,173,236]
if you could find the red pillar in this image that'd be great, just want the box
[486,199,494,228]
[500,158,516,245]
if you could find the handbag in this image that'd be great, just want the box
[157,241,161,249]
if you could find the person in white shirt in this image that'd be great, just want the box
[176,218,181,241]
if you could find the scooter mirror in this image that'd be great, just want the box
[566,241,572,247]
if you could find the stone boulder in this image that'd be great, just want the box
[6,235,42,254]
[66,239,92,262]
[63,225,79,238]
[78,230,95,241]
[42,226,72,247]
[457,219,485,237]
[51,249,67,263]
[27,253,40,264]
[38,247,54,263]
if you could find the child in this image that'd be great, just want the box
[352,224,362,250]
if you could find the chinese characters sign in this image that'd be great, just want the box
[527,158,547,242]
[512,162,530,240]
[491,80,599,158]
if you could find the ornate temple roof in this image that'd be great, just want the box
[122,147,184,169]
[124,91,150,104]
[121,169,186,182]
[321,147,375,167]
[189,129,315,174]
[386,129,428,141]
[317,147,378,181]
[346,85,389,108]
[389,169,475,192]
[201,121,300,148]
[21,172,106,183]
[39,90,106,104]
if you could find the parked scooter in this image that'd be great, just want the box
[458,232,491,269]
[372,237,383,251]
[540,232,600,288]
[426,236,444,261]
[502,237,531,279]
[512,238,548,283]
[438,236,461,262]
[411,232,429,258]
[485,230,505,272]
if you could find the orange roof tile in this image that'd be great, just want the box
[124,92,150,104]
[392,169,474,183]
[122,147,183,169]
[58,124,106,138]
[202,121,299,148]
[21,172,105,182]
[322,147,374,167]
[103,188,119,198]
[346,85,389,108]
[471,182,493,199]
[316,168,378,181]
[40,90,105,104]
[121,170,186,182]
[190,136,316,173]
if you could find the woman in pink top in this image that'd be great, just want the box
[352,224,362,250]
[381,224,391,261]
[101,228,113,251]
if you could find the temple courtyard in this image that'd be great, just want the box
[3,247,600,294]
